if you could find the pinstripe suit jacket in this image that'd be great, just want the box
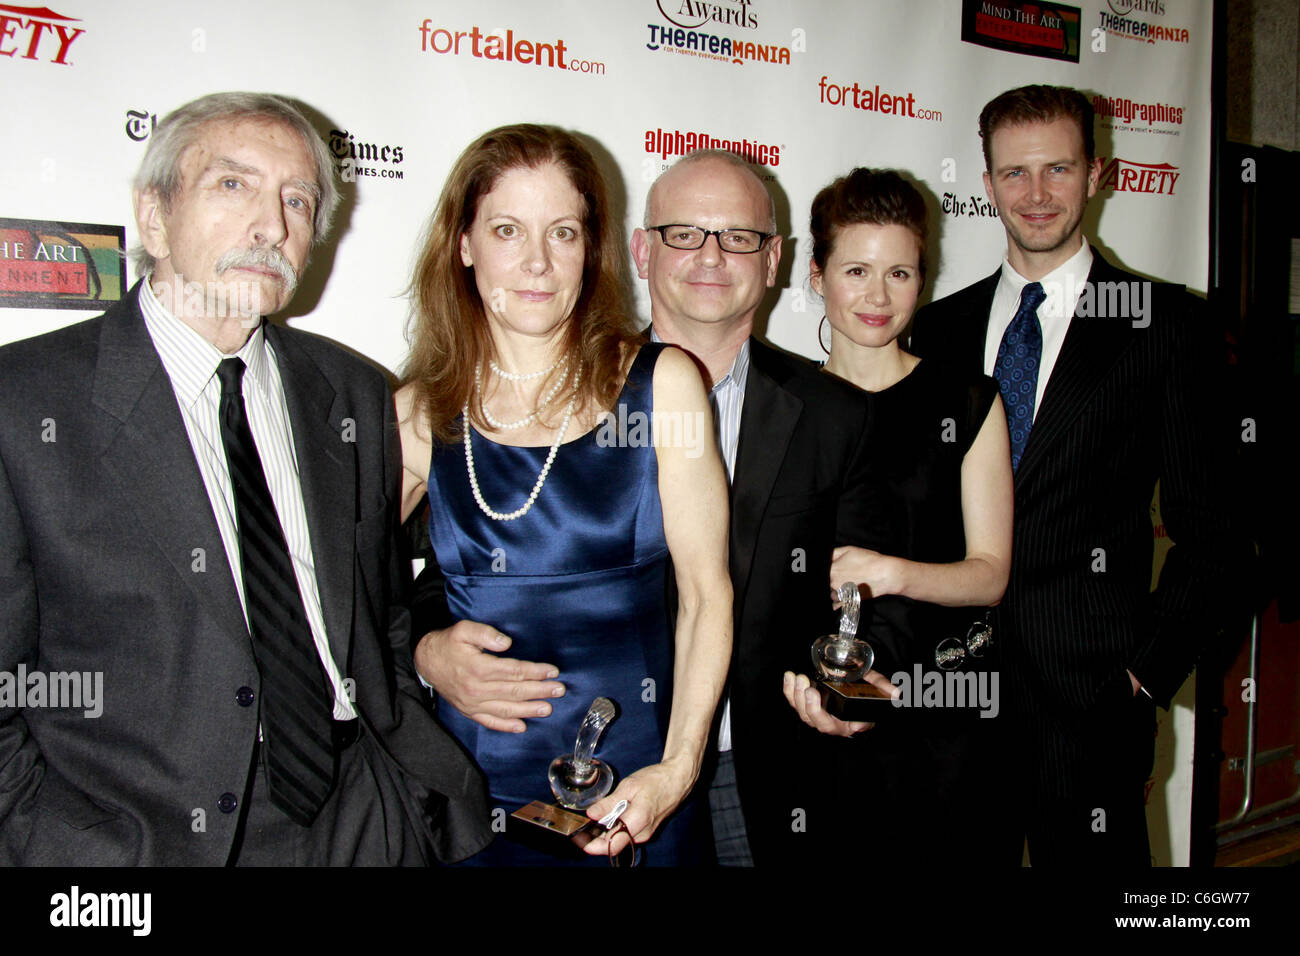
[910,251,1242,792]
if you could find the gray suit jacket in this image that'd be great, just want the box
[0,283,491,865]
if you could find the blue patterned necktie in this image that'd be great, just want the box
[994,281,1046,472]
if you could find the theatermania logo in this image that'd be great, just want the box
[645,0,792,67]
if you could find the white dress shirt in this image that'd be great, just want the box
[651,329,748,752]
[984,239,1094,420]
[139,279,356,719]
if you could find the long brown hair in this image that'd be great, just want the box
[402,124,638,443]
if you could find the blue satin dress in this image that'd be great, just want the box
[427,343,702,865]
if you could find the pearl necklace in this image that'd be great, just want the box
[478,361,569,431]
[464,368,581,521]
[489,357,560,382]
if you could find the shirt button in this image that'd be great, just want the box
[235,686,255,707]
[217,792,238,814]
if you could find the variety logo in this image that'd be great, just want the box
[817,75,942,123]
[1092,94,1184,136]
[960,0,1081,63]
[124,108,156,142]
[645,127,780,166]
[418,22,606,75]
[0,3,85,65]
[1096,156,1179,195]
[330,129,406,183]
[1098,10,1189,44]
[657,0,757,30]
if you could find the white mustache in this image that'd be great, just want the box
[215,246,299,292]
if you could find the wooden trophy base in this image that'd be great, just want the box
[818,679,897,721]
[506,801,599,860]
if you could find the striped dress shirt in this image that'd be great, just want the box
[139,279,356,719]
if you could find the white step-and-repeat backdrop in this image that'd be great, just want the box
[1,0,1214,864]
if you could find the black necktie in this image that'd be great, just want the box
[993,281,1047,472]
[216,357,335,826]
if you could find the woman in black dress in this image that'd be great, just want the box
[782,168,1014,862]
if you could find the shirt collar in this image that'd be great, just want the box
[649,326,751,396]
[139,275,271,410]
[998,238,1094,319]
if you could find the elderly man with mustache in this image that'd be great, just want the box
[0,92,491,866]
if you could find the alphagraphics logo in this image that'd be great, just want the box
[1092,94,1184,137]
[0,4,85,65]
[657,0,758,30]
[330,129,406,184]
[645,127,780,166]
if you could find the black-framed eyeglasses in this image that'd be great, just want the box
[649,224,774,254]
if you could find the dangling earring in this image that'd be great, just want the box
[818,315,831,356]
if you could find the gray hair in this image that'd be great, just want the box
[129,92,340,275]
[643,148,777,233]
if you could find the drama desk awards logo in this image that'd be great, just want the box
[0,219,125,310]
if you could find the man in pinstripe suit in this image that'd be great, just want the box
[0,93,489,865]
[910,85,1242,866]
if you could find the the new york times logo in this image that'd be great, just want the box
[124,108,156,141]
[50,886,150,936]
[330,129,405,183]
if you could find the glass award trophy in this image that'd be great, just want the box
[813,582,893,720]
[508,697,618,856]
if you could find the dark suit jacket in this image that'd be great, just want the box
[910,251,1245,795]
[723,337,873,864]
[0,283,492,865]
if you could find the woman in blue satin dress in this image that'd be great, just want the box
[394,125,732,865]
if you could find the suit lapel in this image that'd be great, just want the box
[1015,253,1134,490]
[265,324,356,671]
[729,339,801,608]
[942,269,999,375]
[93,286,250,652]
